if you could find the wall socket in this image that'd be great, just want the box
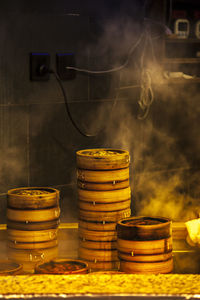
[30,52,50,81]
[56,53,76,80]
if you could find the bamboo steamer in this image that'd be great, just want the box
[120,258,173,274]
[7,207,60,222]
[7,228,58,242]
[172,222,187,239]
[79,227,117,242]
[78,179,129,191]
[85,260,119,271]
[79,239,117,250]
[79,200,131,212]
[0,260,23,275]
[79,220,116,231]
[76,149,130,170]
[7,219,60,231]
[118,251,172,262]
[35,259,88,274]
[7,246,58,262]
[7,187,59,209]
[117,237,172,255]
[117,216,172,241]
[77,168,129,183]
[79,208,131,222]
[78,187,131,203]
[79,247,118,262]
[8,239,58,250]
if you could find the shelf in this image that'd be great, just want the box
[158,77,200,85]
[163,58,200,64]
[165,38,200,44]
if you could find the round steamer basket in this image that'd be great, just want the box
[79,208,131,222]
[79,239,117,250]
[79,227,117,242]
[117,237,172,255]
[7,187,60,209]
[77,168,129,183]
[118,251,172,262]
[76,149,130,170]
[79,199,131,212]
[7,228,58,243]
[117,216,172,241]
[0,260,23,275]
[78,180,129,191]
[85,260,119,271]
[78,187,131,203]
[35,259,88,274]
[120,258,173,274]
[8,239,58,250]
[7,246,58,263]
[79,220,117,231]
[79,247,118,262]
[7,219,60,231]
[7,207,60,223]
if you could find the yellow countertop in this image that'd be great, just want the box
[0,274,200,297]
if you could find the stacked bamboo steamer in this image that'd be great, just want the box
[76,148,131,271]
[117,216,173,274]
[6,187,60,273]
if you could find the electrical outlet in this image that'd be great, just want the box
[30,52,50,81]
[56,53,76,80]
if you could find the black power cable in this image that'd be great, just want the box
[50,70,97,137]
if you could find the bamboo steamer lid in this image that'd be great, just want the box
[79,239,117,250]
[7,219,60,231]
[8,239,58,250]
[85,260,119,271]
[35,259,88,274]
[118,250,172,262]
[79,220,116,231]
[79,199,131,212]
[76,149,130,170]
[0,260,23,275]
[77,168,129,183]
[117,237,172,255]
[79,247,118,262]
[79,208,131,222]
[7,206,60,222]
[79,227,117,242]
[7,187,60,209]
[7,228,58,242]
[78,187,131,203]
[117,216,172,241]
[120,258,173,274]
[7,246,58,262]
[78,180,129,191]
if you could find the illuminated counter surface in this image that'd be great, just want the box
[0,274,200,299]
[0,223,199,299]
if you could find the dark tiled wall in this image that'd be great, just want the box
[0,0,146,223]
[1,0,199,224]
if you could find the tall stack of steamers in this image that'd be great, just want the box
[6,187,60,273]
[76,149,131,271]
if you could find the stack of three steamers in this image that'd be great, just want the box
[6,187,60,272]
[76,149,131,271]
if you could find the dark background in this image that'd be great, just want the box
[0,0,200,223]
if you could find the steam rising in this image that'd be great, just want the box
[85,16,200,223]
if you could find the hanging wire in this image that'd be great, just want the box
[137,30,154,120]
[49,32,145,137]
[66,32,145,74]
[50,70,121,138]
